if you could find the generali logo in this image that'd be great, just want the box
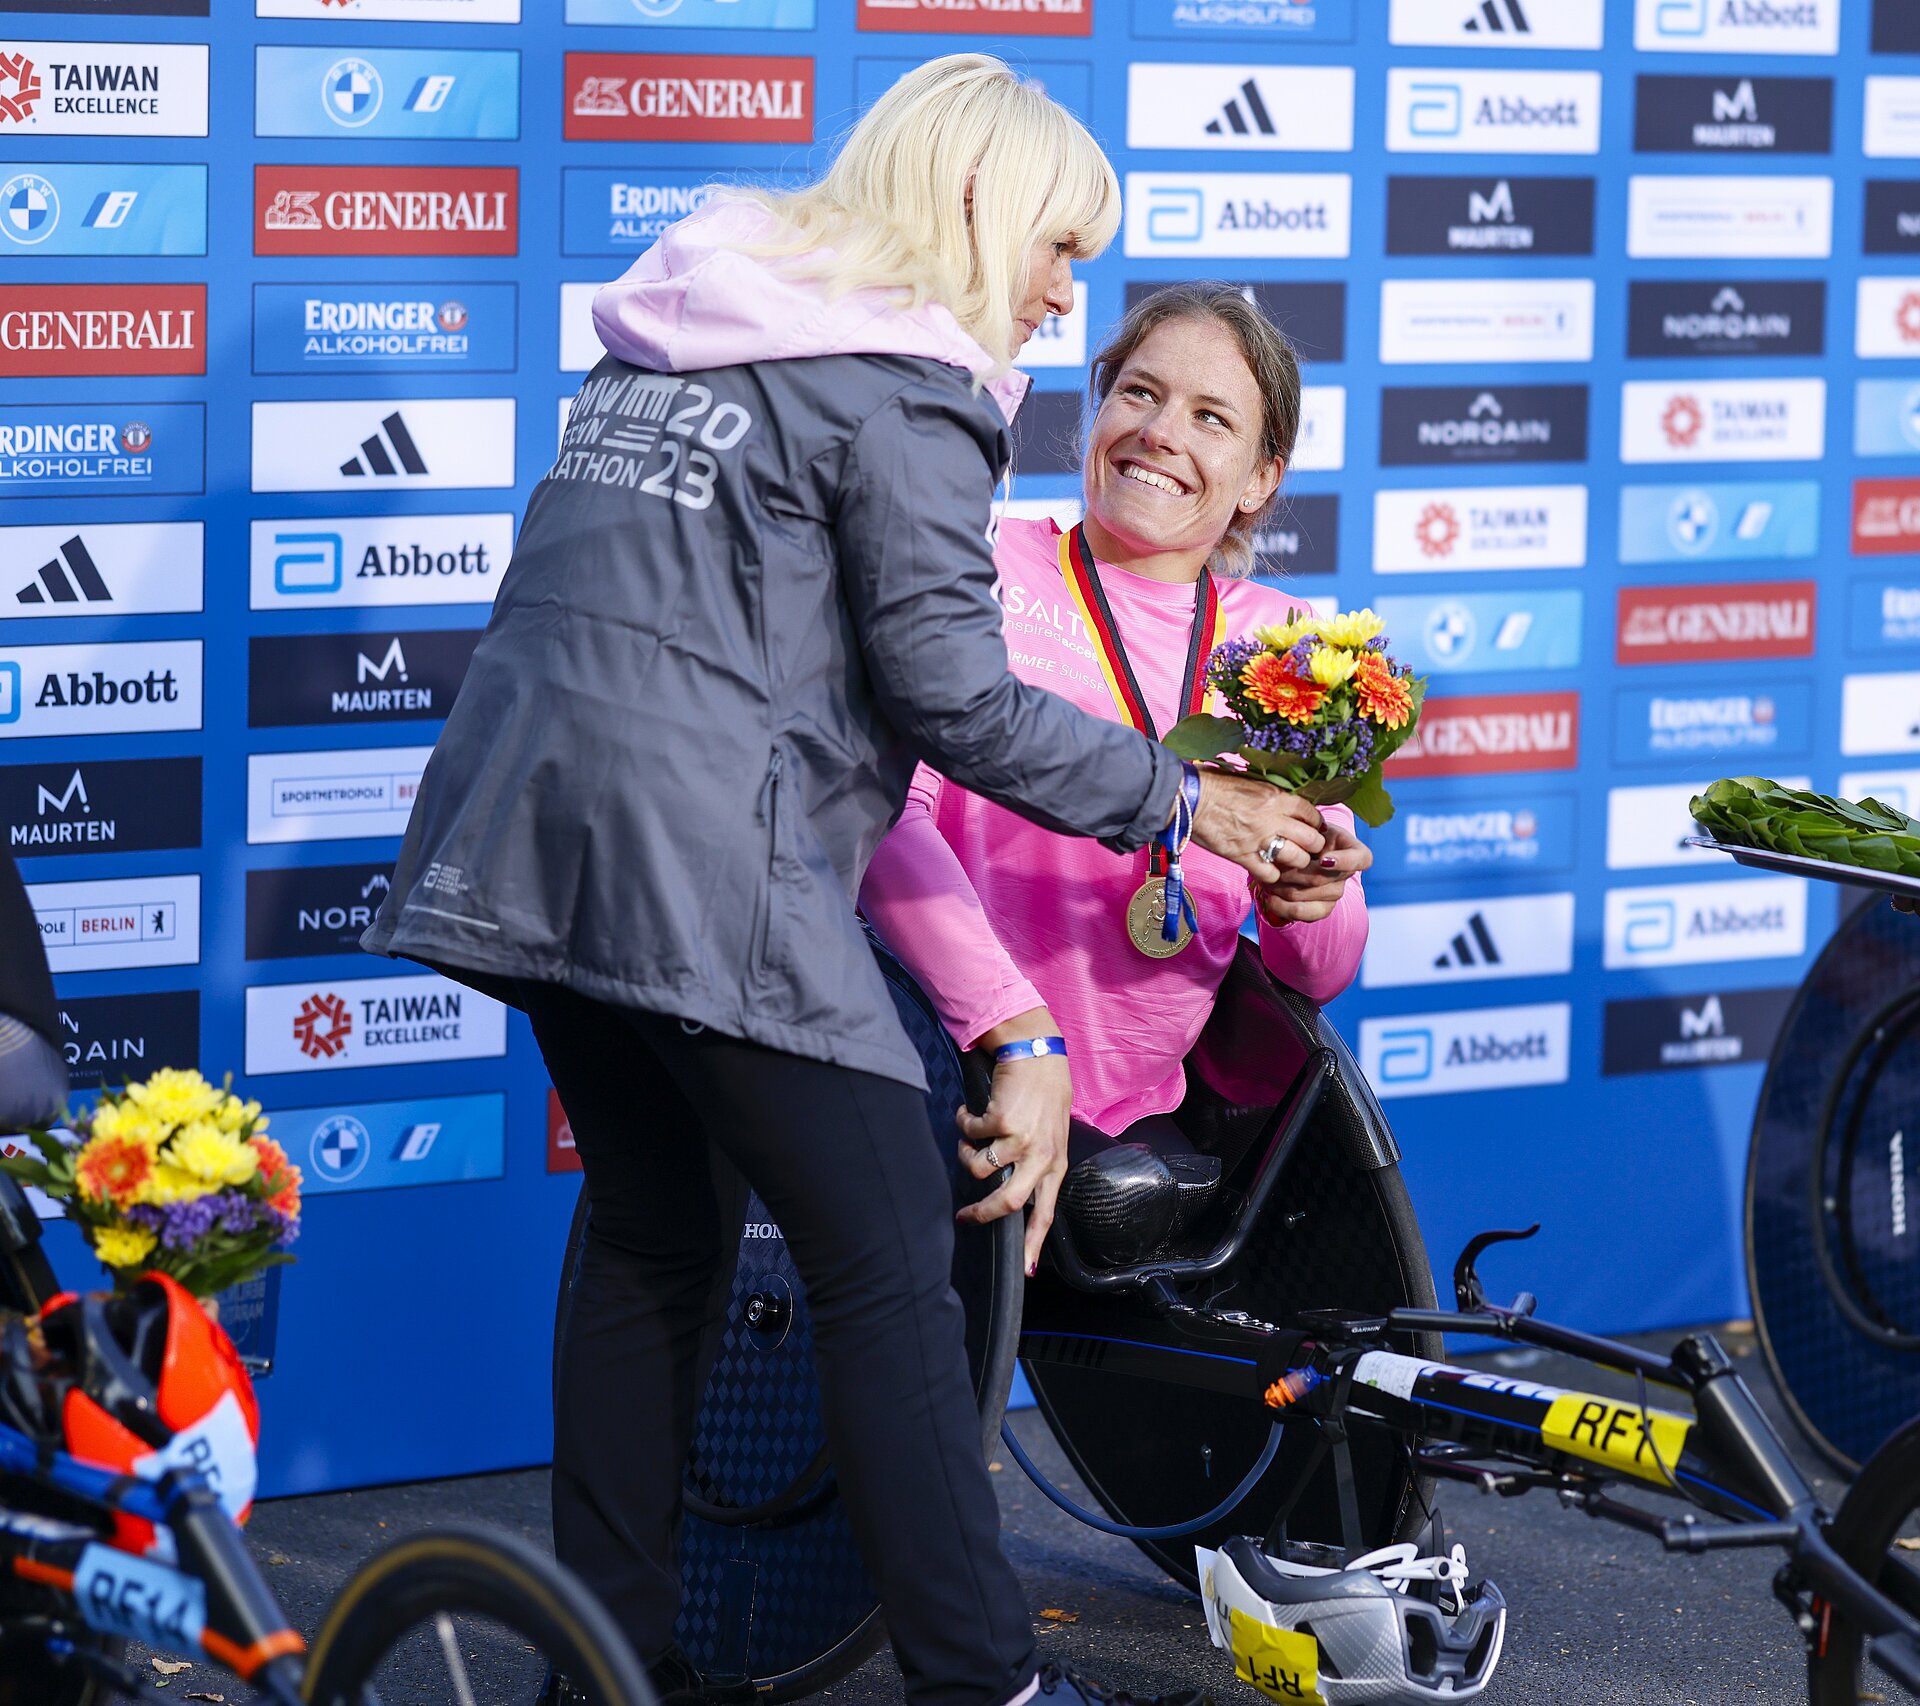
[1387,690,1579,777]
[858,0,1088,30]
[564,54,812,142]
[0,284,202,375]
[1853,478,1920,555]
[254,165,516,256]
[1616,580,1816,664]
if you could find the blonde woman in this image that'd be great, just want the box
[368,55,1315,1706]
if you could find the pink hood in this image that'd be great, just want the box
[592,196,1031,427]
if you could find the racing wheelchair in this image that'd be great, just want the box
[0,1181,654,1706]
[557,919,1920,1706]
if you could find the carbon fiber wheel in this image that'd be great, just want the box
[1748,897,1920,1472]
[553,943,1021,1700]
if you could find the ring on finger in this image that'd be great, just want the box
[982,1143,1000,1169]
[1261,835,1288,867]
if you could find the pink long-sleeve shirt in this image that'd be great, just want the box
[859,517,1368,1135]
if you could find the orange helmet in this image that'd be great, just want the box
[41,1273,260,1554]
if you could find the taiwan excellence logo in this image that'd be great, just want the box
[0,51,41,125]
[292,990,353,1060]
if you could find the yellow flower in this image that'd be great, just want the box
[141,1163,215,1206]
[125,1067,222,1129]
[1253,612,1326,651]
[169,1121,261,1188]
[92,1223,157,1271]
[1307,644,1359,688]
[1320,609,1385,650]
[213,1094,263,1136]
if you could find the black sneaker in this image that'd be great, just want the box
[1035,1660,1212,1706]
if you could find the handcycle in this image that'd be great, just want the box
[556,914,1920,1705]
[0,1176,656,1706]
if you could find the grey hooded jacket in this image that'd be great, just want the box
[363,201,1179,1088]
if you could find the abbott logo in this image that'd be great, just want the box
[275,532,343,595]
[1409,82,1463,137]
[1378,1028,1433,1083]
[0,662,17,725]
[1623,898,1676,954]
[1146,187,1203,244]
[1655,0,1706,35]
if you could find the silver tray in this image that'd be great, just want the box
[1683,834,1920,899]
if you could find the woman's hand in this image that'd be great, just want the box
[1191,771,1327,883]
[1253,819,1372,927]
[955,1007,1071,1277]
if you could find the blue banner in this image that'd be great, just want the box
[563,168,728,258]
[277,1093,507,1197]
[1612,682,1815,766]
[0,163,206,257]
[1617,481,1820,565]
[1374,590,1582,676]
[1128,0,1351,40]
[566,0,815,25]
[254,47,520,140]
[1850,574,1920,655]
[251,283,519,375]
[0,405,204,499]
[1370,791,1577,881]
[1854,379,1920,459]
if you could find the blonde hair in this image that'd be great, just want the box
[1088,284,1301,580]
[745,54,1120,368]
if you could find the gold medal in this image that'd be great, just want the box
[1127,876,1195,959]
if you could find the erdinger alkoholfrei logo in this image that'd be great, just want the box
[293,991,353,1059]
[1,173,54,244]
[0,51,40,125]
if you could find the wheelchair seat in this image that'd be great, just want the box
[552,934,1438,1698]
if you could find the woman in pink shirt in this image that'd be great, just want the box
[861,285,1369,1271]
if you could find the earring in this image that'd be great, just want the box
[1240,497,1256,511]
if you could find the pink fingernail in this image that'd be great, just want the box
[1027,1262,1037,1277]
[1320,855,1338,869]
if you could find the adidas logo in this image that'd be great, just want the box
[1205,77,1277,139]
[1434,912,1503,970]
[1463,0,1531,30]
[15,534,110,606]
[340,412,428,479]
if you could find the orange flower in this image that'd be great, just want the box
[1240,652,1326,726]
[252,1135,303,1219]
[1353,654,1414,731]
[75,1135,156,1207]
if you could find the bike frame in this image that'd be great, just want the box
[0,1414,305,1704]
[1018,1226,1920,1694]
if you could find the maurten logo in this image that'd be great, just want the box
[357,638,407,685]
[36,768,86,819]
[1206,79,1277,139]
[1434,911,1502,970]
[14,535,110,606]
[323,59,382,128]
[340,413,427,479]
[1,173,54,245]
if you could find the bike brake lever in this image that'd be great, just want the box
[1453,1224,1542,1311]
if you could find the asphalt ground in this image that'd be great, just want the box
[127,1323,1867,1706]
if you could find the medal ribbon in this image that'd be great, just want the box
[1058,525,1217,942]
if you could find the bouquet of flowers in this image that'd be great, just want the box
[1165,609,1426,828]
[0,1067,301,1299]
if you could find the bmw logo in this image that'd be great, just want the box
[1425,601,1475,662]
[627,0,688,14]
[1666,490,1718,554]
[311,1113,372,1184]
[119,421,151,454]
[322,58,383,128]
[1,173,56,246]
[437,300,468,333]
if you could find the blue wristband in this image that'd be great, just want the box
[994,1036,1068,1063]
[1179,760,1202,819]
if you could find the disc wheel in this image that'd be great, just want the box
[552,941,1021,1701]
[1021,1006,1441,1589]
[302,1524,654,1706]
[1749,897,1920,1472]
[1806,1412,1920,1704]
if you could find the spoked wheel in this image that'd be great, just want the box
[0,1175,110,1706]
[1020,974,1441,1589]
[1749,897,1920,1472]
[302,1525,654,1706]
[552,939,1021,1701]
[1807,1413,1920,1704]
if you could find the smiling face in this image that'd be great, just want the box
[1082,314,1284,571]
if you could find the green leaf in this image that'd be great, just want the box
[1163,714,1248,761]
[1342,767,1395,829]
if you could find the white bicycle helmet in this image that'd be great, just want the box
[1198,1531,1506,1703]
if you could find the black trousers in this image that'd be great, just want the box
[523,985,1038,1706]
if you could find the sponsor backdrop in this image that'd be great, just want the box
[0,0,1912,1492]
